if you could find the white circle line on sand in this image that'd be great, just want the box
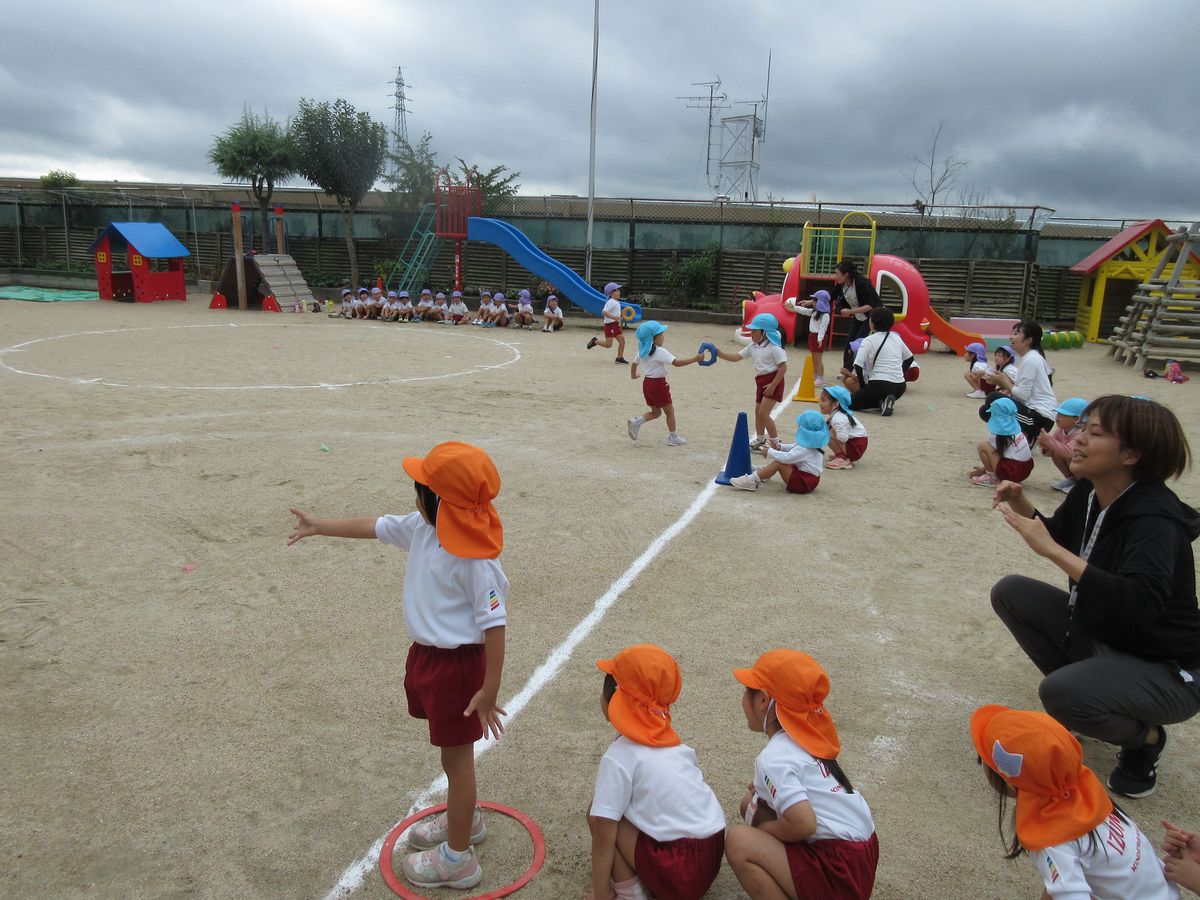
[323,376,803,898]
[0,322,522,391]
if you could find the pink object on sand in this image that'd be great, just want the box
[181,564,196,573]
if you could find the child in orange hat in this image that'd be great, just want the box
[585,644,726,900]
[971,705,1178,899]
[726,650,878,900]
[288,441,508,892]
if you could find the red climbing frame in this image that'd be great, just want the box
[435,170,481,291]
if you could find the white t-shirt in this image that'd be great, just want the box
[1012,351,1057,419]
[449,301,468,316]
[767,442,824,477]
[341,296,351,307]
[754,730,874,842]
[827,410,868,443]
[375,512,508,648]
[478,300,494,314]
[602,297,621,323]
[517,299,533,312]
[989,431,1033,462]
[415,297,432,309]
[853,331,913,385]
[544,304,564,320]
[634,346,676,379]
[398,300,413,311]
[970,360,988,378]
[590,736,726,842]
[787,302,830,344]
[1032,812,1178,900]
[739,340,788,375]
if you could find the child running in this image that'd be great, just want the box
[287,442,508,890]
[542,295,564,332]
[972,396,1034,487]
[586,282,628,364]
[729,411,827,494]
[716,313,789,449]
[820,385,868,470]
[785,290,833,387]
[726,650,879,900]
[964,341,990,398]
[971,705,1178,899]
[586,644,726,900]
[627,321,704,447]
[1034,397,1086,493]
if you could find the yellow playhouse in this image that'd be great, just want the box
[1071,219,1200,342]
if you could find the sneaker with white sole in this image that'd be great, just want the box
[408,807,487,850]
[748,435,767,450]
[1107,727,1167,798]
[965,389,986,399]
[880,395,896,417]
[667,433,687,446]
[627,417,642,441]
[826,456,854,470]
[401,843,483,890]
[729,474,759,491]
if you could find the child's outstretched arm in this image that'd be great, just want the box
[288,509,378,545]
[715,347,744,362]
[464,625,507,740]
[671,353,704,367]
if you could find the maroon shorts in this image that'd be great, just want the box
[786,468,820,494]
[451,314,464,323]
[604,321,623,338]
[755,372,785,403]
[996,457,1035,483]
[786,833,879,900]
[635,830,725,900]
[404,642,485,747]
[808,330,831,354]
[844,436,868,461]
[642,376,672,408]
[547,319,563,331]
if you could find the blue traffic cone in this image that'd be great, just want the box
[715,412,754,485]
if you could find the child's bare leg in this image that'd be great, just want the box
[663,403,677,432]
[441,744,476,852]
[756,460,789,482]
[812,352,824,379]
[978,441,1000,474]
[613,818,640,882]
[615,334,626,357]
[828,435,846,457]
[642,407,662,423]
[759,398,779,438]
[725,825,796,900]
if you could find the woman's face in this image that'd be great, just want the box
[833,269,849,287]
[1070,414,1139,481]
[1010,327,1032,354]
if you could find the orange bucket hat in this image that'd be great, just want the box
[734,649,841,759]
[595,644,681,748]
[402,442,502,559]
[970,705,1112,851]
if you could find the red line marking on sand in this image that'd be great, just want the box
[379,802,546,899]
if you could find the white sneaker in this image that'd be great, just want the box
[965,389,986,399]
[748,435,767,450]
[667,433,687,446]
[729,474,759,491]
[627,417,642,441]
[408,807,487,850]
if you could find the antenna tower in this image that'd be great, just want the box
[677,78,730,195]
[717,51,772,201]
[389,66,411,178]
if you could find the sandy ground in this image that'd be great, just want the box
[1,296,1198,900]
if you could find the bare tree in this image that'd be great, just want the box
[909,120,969,211]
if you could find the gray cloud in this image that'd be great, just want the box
[3,0,1196,220]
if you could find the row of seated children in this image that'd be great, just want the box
[336,286,567,332]
[585,645,1186,900]
[466,290,565,332]
[970,395,1087,490]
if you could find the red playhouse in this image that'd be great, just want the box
[90,222,189,302]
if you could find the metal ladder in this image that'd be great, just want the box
[386,204,440,293]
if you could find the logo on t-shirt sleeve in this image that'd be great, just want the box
[488,589,501,612]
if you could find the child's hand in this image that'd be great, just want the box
[969,465,986,478]
[630,369,639,380]
[464,689,508,740]
[288,508,320,545]
[1162,820,1200,860]
[758,445,771,458]
[991,480,1023,509]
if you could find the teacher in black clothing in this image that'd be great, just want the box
[832,259,882,346]
[990,395,1200,799]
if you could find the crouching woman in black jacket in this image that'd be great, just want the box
[990,395,1200,799]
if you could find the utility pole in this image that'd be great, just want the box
[585,0,599,283]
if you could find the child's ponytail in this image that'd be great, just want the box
[819,757,856,794]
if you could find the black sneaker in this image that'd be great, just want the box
[586,336,598,350]
[1107,727,1167,798]
[880,395,896,417]
[614,357,629,364]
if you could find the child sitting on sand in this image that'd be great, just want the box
[729,411,827,494]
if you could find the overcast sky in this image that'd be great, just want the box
[3,0,1197,220]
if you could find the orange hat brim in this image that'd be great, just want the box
[733,667,766,690]
[402,456,427,484]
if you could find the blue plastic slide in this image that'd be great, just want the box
[466,217,642,322]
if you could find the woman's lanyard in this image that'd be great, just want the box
[1065,484,1135,646]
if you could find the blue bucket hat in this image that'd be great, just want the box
[822,384,853,415]
[794,411,830,449]
[1056,397,1087,417]
[966,341,987,361]
[604,282,621,296]
[636,320,668,358]
[748,312,782,346]
[810,290,831,314]
[987,397,1020,437]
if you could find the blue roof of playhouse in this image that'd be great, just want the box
[89,222,190,258]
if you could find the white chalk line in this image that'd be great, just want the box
[324,376,803,898]
[0,323,521,391]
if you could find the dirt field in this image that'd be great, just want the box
[2,296,1197,900]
